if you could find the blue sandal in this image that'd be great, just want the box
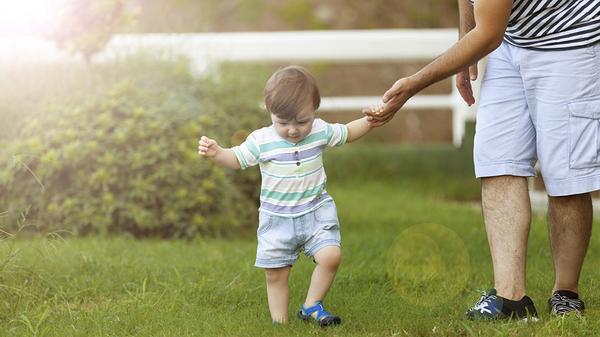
[298,301,341,327]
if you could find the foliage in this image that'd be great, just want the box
[0,53,194,141]
[325,139,478,202]
[0,60,269,238]
[278,0,328,30]
[49,0,135,63]
[129,0,459,33]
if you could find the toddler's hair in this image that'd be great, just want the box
[264,65,321,120]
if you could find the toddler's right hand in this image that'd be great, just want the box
[362,103,385,127]
[198,136,220,158]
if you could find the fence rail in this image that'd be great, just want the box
[0,29,481,146]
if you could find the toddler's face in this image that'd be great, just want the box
[271,105,315,143]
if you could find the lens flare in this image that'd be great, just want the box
[387,223,471,307]
[0,0,64,36]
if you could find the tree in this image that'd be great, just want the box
[49,0,134,65]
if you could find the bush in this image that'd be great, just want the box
[0,60,270,238]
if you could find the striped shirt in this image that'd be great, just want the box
[232,118,348,217]
[469,0,600,50]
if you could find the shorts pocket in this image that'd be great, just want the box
[314,201,338,223]
[568,99,600,169]
[257,212,273,236]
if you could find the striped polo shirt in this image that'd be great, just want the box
[232,118,348,217]
[469,0,600,50]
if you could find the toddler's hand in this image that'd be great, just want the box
[198,136,221,158]
[362,103,385,127]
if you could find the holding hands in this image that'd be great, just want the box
[363,77,418,127]
[362,103,385,126]
[363,64,478,126]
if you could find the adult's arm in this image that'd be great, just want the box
[459,0,476,39]
[365,0,512,126]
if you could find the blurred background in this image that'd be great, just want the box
[0,0,477,240]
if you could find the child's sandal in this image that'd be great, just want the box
[297,301,341,327]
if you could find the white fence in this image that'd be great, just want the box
[0,30,481,146]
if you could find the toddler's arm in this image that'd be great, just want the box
[346,116,372,143]
[198,136,241,169]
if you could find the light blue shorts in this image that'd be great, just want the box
[255,200,341,269]
[474,41,600,196]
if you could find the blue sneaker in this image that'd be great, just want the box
[298,301,341,327]
[465,289,538,321]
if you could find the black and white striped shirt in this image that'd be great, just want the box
[469,0,600,50]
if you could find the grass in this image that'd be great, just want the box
[2,151,600,336]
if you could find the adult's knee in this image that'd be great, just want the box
[548,192,591,205]
[481,175,530,203]
[481,175,527,188]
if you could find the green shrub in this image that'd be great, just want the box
[0,60,270,238]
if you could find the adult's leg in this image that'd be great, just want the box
[517,42,600,297]
[481,175,531,300]
[547,193,592,294]
[265,266,291,323]
[304,246,341,310]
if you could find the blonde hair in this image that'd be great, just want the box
[264,65,321,119]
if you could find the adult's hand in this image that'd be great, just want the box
[365,0,511,126]
[456,63,478,106]
[364,77,418,127]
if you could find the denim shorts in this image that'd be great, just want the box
[474,41,600,196]
[255,200,341,269]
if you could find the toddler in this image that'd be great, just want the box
[199,65,379,326]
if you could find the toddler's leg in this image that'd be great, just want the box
[265,266,291,323]
[304,246,341,312]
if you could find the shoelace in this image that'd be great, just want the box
[549,294,583,315]
[471,291,496,315]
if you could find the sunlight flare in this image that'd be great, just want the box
[0,0,65,36]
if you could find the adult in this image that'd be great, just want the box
[366,0,600,320]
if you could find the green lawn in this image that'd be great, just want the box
[2,170,600,336]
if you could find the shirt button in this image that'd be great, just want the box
[296,162,301,166]
[294,151,299,155]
